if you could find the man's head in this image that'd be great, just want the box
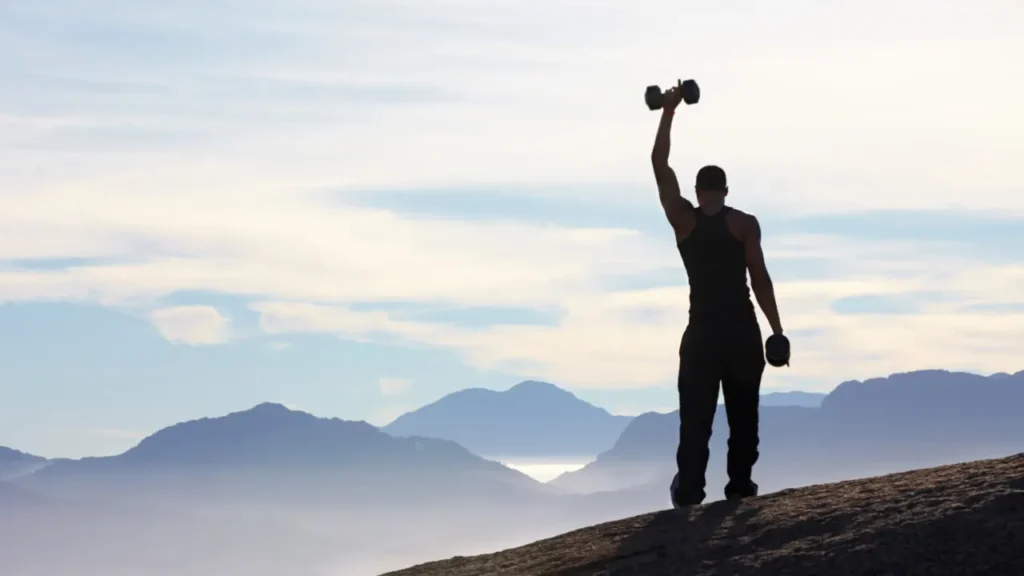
[694,165,728,208]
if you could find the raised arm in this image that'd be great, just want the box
[743,215,784,336]
[651,83,695,240]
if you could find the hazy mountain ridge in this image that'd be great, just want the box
[0,446,49,480]
[383,380,633,458]
[1,369,1021,576]
[824,369,1024,416]
[0,446,46,462]
[552,369,1024,493]
[758,390,826,407]
[39,403,489,469]
[382,380,825,458]
[26,402,546,507]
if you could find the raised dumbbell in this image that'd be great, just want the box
[645,79,700,110]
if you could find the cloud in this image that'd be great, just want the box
[378,378,411,397]
[1,0,1023,401]
[0,177,661,308]
[368,403,415,427]
[252,255,1024,389]
[2,169,1022,391]
[830,295,926,315]
[149,305,231,345]
[2,0,1022,209]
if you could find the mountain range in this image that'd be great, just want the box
[382,380,632,458]
[6,370,1017,497]
[382,380,825,458]
[0,446,47,480]
[1,368,1021,576]
[5,369,1018,506]
[23,402,544,509]
[552,369,1024,495]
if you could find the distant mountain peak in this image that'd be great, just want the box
[507,380,572,395]
[382,380,631,458]
[0,446,46,463]
[509,379,555,389]
[32,401,511,477]
[245,402,298,414]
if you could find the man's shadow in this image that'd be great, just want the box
[564,497,758,575]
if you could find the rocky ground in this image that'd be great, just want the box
[383,453,1024,576]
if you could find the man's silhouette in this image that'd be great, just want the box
[650,81,785,508]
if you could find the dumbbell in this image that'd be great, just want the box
[765,334,790,368]
[645,79,700,111]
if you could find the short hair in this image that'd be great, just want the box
[695,165,727,192]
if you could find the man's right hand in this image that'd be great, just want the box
[662,80,685,112]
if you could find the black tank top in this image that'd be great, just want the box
[677,206,756,327]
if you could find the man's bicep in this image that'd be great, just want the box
[744,216,770,280]
[654,165,692,227]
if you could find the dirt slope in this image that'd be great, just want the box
[383,453,1024,576]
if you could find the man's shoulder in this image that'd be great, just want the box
[725,207,759,242]
[727,206,755,219]
[726,206,759,227]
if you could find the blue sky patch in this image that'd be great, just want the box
[830,294,923,315]
[349,301,564,329]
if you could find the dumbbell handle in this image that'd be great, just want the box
[645,79,700,111]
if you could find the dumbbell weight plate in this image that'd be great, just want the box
[645,86,664,110]
[681,79,700,105]
[765,334,790,367]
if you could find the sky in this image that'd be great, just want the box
[2,0,1023,458]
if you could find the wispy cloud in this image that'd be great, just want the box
[149,306,231,346]
[368,406,413,428]
[1,0,1022,405]
[3,0,1021,205]
[378,378,411,397]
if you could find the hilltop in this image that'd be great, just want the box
[383,380,632,458]
[27,402,543,507]
[383,453,1024,576]
[382,380,825,458]
[0,446,47,480]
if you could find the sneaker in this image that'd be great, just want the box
[724,479,758,500]
[670,473,704,509]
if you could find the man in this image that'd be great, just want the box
[650,81,785,508]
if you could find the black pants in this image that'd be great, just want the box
[674,319,765,504]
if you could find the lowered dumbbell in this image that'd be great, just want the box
[765,334,790,368]
[645,79,700,110]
